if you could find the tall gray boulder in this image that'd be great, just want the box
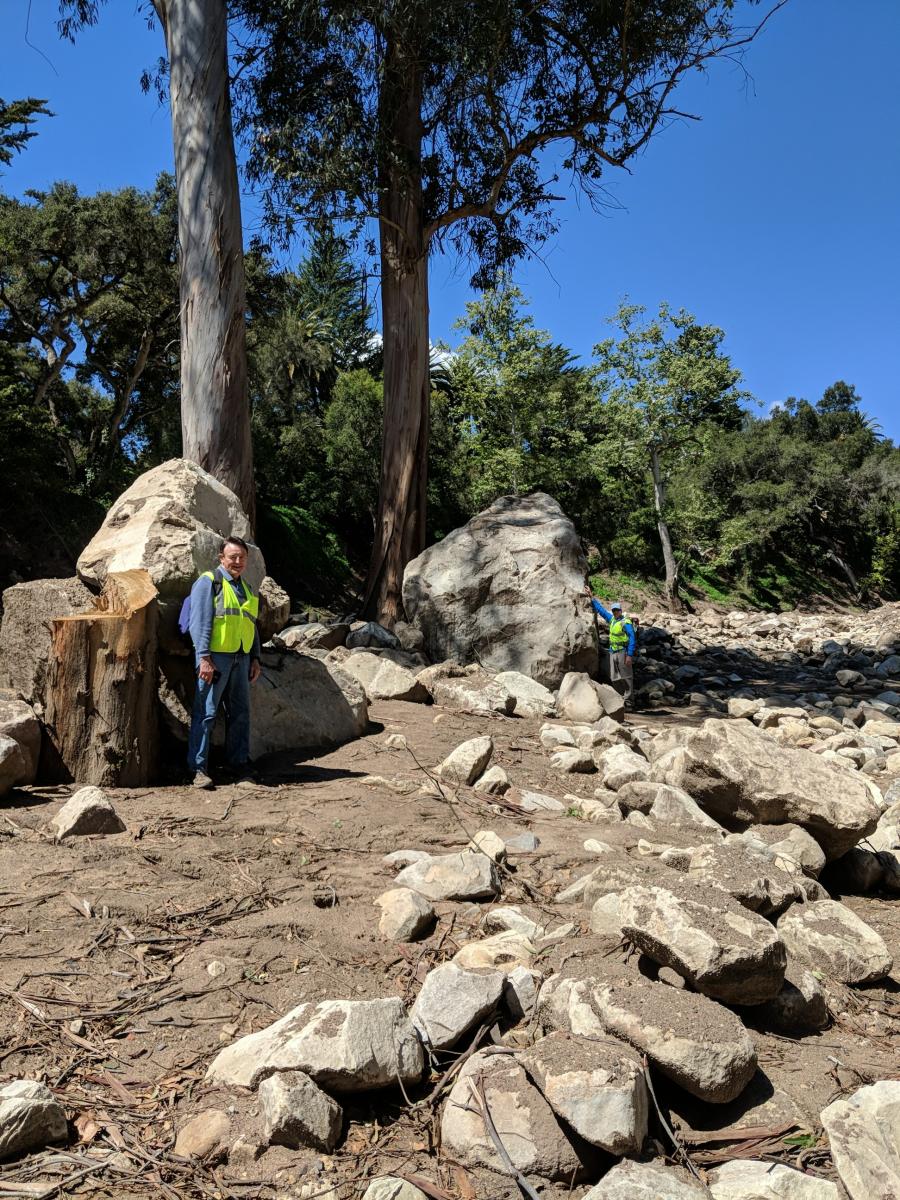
[402,493,597,688]
[0,577,94,714]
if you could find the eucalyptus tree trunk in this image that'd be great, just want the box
[153,0,255,523]
[650,447,682,611]
[362,43,429,624]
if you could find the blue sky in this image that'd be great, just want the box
[3,0,898,438]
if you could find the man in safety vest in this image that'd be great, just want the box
[187,536,261,789]
[583,586,637,706]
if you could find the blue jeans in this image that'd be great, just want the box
[187,652,252,773]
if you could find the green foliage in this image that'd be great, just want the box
[0,98,52,167]
[256,504,352,606]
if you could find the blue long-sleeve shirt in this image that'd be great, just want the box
[591,598,636,656]
[189,567,261,664]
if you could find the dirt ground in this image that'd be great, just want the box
[1,698,898,1199]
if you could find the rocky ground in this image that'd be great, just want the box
[1,606,900,1199]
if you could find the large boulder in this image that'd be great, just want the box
[76,459,266,653]
[402,493,597,688]
[649,718,880,859]
[158,649,368,757]
[0,577,94,714]
[820,1080,900,1200]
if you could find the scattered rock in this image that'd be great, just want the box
[50,787,126,839]
[258,1070,342,1151]
[382,849,430,869]
[440,1050,590,1181]
[618,881,787,1003]
[776,899,893,984]
[346,621,401,650]
[494,671,556,717]
[504,966,542,1020]
[518,789,566,813]
[549,747,595,773]
[520,1031,647,1154]
[394,852,500,901]
[453,930,537,973]
[582,1158,709,1198]
[205,998,424,1092]
[275,622,349,652]
[362,1179,430,1200]
[505,832,541,853]
[820,1080,900,1200]
[594,744,650,790]
[341,652,429,702]
[0,699,40,782]
[374,889,434,942]
[591,977,758,1103]
[429,670,516,716]
[411,962,505,1050]
[467,830,506,861]
[174,1109,231,1160]
[686,842,799,917]
[0,735,28,798]
[0,1080,67,1160]
[437,736,494,786]
[557,672,624,723]
[473,765,510,794]
[707,1159,840,1199]
[649,718,880,858]
[752,958,829,1033]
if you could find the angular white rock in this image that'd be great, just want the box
[708,1158,840,1199]
[582,1159,709,1198]
[205,998,424,1092]
[374,889,434,942]
[437,736,494,786]
[494,671,556,717]
[0,1080,67,1159]
[777,899,893,984]
[411,962,505,1050]
[521,1031,647,1154]
[394,852,500,901]
[258,1070,342,1151]
[51,787,126,839]
[820,1080,900,1200]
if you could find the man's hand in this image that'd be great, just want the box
[249,659,261,684]
[625,655,633,667]
[582,583,592,597]
[198,656,215,684]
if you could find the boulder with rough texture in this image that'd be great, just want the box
[591,977,758,1103]
[594,744,650,790]
[776,899,893,984]
[346,621,401,650]
[440,1050,589,1181]
[707,1160,840,1199]
[686,842,799,916]
[753,959,829,1033]
[820,1080,900,1200]
[494,671,556,717]
[0,736,28,798]
[473,766,510,795]
[520,1031,647,1154]
[274,622,349,652]
[0,700,40,782]
[374,889,434,942]
[411,962,505,1050]
[619,881,786,1003]
[452,930,537,973]
[76,459,265,653]
[257,576,291,644]
[363,1179,430,1200]
[582,1160,709,1199]
[247,651,368,756]
[340,652,429,703]
[0,1080,68,1159]
[394,852,500,901]
[205,998,424,1092]
[550,747,595,773]
[51,787,126,838]
[173,1109,231,1161]
[403,493,597,689]
[649,718,880,858]
[429,669,516,716]
[437,736,493,786]
[745,823,827,878]
[0,576,94,715]
[557,673,624,723]
[258,1070,342,1151]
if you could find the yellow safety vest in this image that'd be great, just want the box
[609,616,633,652]
[203,571,259,654]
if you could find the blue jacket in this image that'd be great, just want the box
[189,567,261,665]
[591,599,636,656]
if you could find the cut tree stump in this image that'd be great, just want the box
[45,569,160,786]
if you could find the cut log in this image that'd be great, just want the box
[44,570,160,786]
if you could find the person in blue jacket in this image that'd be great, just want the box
[583,586,637,705]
